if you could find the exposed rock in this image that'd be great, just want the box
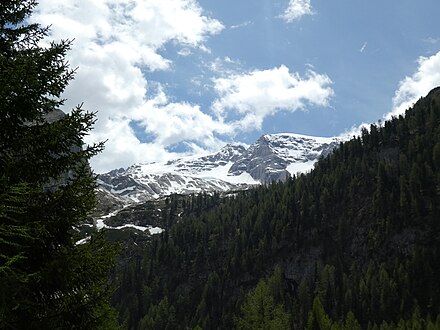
[96,133,343,205]
[229,134,340,183]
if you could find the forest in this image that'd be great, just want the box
[2,1,440,329]
[111,88,440,329]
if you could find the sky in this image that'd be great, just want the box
[32,0,440,173]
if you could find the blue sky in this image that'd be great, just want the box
[34,0,440,172]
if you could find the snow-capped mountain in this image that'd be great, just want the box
[97,133,342,204]
[230,133,341,183]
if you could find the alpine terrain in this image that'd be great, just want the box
[91,133,342,236]
[97,133,342,204]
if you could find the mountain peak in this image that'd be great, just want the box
[97,132,343,204]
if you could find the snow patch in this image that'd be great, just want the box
[287,160,316,175]
[95,206,163,235]
[76,236,91,245]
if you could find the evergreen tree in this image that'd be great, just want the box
[306,296,333,330]
[0,1,119,328]
[343,311,361,330]
[236,268,290,330]
[138,297,177,330]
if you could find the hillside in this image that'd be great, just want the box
[110,88,440,329]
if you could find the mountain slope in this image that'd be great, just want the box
[229,133,340,183]
[97,134,341,204]
[111,87,440,329]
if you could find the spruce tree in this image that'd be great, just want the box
[0,1,119,328]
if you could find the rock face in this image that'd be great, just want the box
[230,134,341,183]
[93,187,126,217]
[97,133,342,204]
[229,136,289,184]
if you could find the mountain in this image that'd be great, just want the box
[111,87,440,329]
[97,133,341,205]
[229,133,341,183]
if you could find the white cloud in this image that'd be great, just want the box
[342,50,440,138]
[177,48,192,57]
[230,21,252,29]
[35,0,224,70]
[388,51,440,119]
[281,0,314,23]
[212,65,333,131]
[208,56,243,76]
[87,88,229,172]
[339,122,371,140]
[32,0,224,173]
[132,89,231,148]
[30,1,333,173]
[359,42,367,53]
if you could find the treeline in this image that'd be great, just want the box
[112,88,440,329]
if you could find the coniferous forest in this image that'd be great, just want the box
[111,88,440,329]
[2,1,440,330]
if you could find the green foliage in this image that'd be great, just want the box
[0,1,119,328]
[112,88,440,329]
[236,266,290,330]
[138,297,177,330]
[306,297,333,330]
[343,311,361,330]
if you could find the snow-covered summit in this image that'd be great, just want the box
[97,133,343,203]
[163,143,248,176]
[229,133,341,183]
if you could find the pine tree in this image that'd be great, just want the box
[306,296,333,330]
[343,311,361,330]
[236,268,290,330]
[0,1,119,328]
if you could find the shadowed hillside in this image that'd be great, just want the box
[112,88,440,329]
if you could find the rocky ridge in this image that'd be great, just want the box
[97,133,342,206]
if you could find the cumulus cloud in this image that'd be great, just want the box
[340,50,440,139]
[211,65,333,130]
[388,51,440,118]
[132,88,230,148]
[31,1,332,173]
[32,0,224,173]
[281,0,314,23]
